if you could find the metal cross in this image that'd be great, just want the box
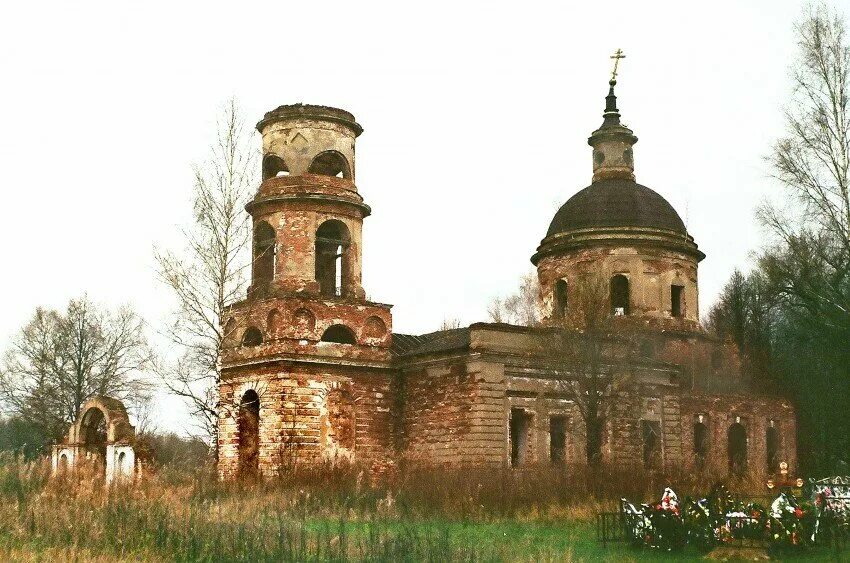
[610,49,626,82]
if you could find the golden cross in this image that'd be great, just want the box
[610,49,626,82]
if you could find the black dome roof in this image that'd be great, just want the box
[546,179,686,237]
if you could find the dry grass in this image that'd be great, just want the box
[0,455,809,561]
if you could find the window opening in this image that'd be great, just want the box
[253,222,276,285]
[554,279,568,319]
[320,324,356,344]
[315,220,350,297]
[242,327,263,347]
[728,422,747,475]
[611,274,630,315]
[510,408,532,467]
[766,425,779,473]
[694,421,708,467]
[550,416,567,463]
[642,420,661,468]
[671,285,684,317]
[238,390,260,479]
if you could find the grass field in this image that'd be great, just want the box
[0,457,846,562]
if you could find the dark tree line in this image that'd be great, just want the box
[708,5,850,474]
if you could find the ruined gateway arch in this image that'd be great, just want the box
[52,396,138,484]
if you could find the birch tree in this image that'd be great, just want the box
[154,99,257,449]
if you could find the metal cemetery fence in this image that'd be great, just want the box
[597,485,850,553]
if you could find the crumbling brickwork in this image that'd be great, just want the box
[400,360,495,465]
[217,100,798,479]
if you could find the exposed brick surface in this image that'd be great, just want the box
[216,103,797,479]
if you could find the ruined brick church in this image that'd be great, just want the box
[217,80,797,478]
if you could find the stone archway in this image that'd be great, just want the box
[52,396,138,484]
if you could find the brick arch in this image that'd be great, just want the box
[363,316,387,339]
[308,150,351,179]
[293,308,316,336]
[262,154,290,180]
[67,396,135,447]
[266,309,282,336]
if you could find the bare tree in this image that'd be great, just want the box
[487,271,542,326]
[704,269,777,383]
[546,274,633,467]
[439,317,463,330]
[0,296,151,446]
[490,271,629,466]
[753,4,850,472]
[761,4,850,327]
[154,99,257,449]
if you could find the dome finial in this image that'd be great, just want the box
[588,49,637,182]
[603,49,626,127]
[609,48,625,83]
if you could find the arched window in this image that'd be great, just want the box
[308,150,351,179]
[117,451,127,478]
[766,424,779,473]
[242,327,263,347]
[262,154,289,180]
[253,222,277,285]
[641,420,661,468]
[671,284,684,317]
[315,220,351,297]
[610,274,630,316]
[694,422,708,467]
[320,324,356,344]
[58,453,69,472]
[554,279,568,319]
[728,422,747,475]
[238,390,260,479]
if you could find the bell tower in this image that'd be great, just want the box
[248,104,369,300]
[218,104,394,478]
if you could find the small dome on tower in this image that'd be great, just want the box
[257,103,362,136]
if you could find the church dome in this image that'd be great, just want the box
[546,179,686,237]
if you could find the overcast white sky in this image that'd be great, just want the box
[0,0,834,432]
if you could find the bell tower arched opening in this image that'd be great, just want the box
[253,221,277,286]
[262,154,290,180]
[315,220,351,297]
[308,150,351,179]
[321,324,357,344]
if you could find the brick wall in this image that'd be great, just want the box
[399,358,507,466]
[218,364,395,478]
[680,394,797,475]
